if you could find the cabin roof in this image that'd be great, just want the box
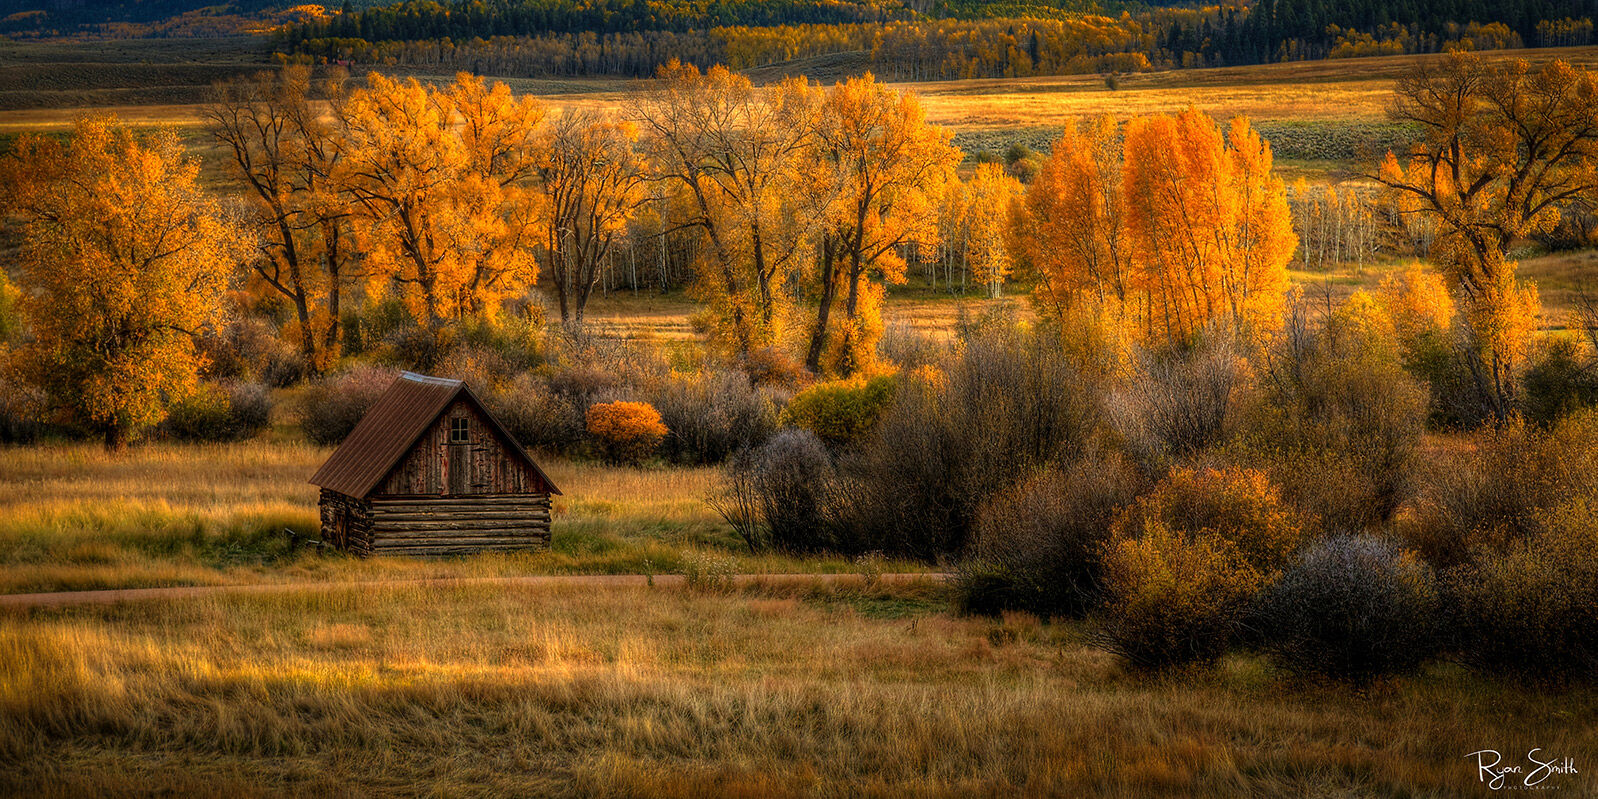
[308,371,561,499]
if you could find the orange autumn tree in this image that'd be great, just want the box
[807,74,959,375]
[1015,109,1295,350]
[1122,109,1296,345]
[333,73,546,327]
[1372,53,1598,420]
[0,117,246,449]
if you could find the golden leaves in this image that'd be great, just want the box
[1,116,245,443]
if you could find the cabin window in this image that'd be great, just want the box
[450,417,470,443]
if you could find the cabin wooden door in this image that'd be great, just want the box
[448,415,471,494]
[448,444,469,494]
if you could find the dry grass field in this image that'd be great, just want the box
[0,441,912,594]
[2,576,1594,796]
[7,43,1596,133]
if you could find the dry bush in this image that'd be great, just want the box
[1522,336,1598,425]
[1400,411,1598,567]
[837,327,1102,560]
[484,373,585,454]
[1096,521,1266,669]
[586,401,667,465]
[958,454,1141,618]
[1243,294,1429,532]
[197,316,304,386]
[1095,466,1307,668]
[740,346,807,391]
[1446,499,1598,680]
[1112,466,1307,573]
[161,381,271,442]
[710,429,837,553]
[1108,334,1243,474]
[1251,534,1440,682]
[298,364,399,445]
[781,375,896,449]
[651,369,779,465]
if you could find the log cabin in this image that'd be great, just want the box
[308,372,561,557]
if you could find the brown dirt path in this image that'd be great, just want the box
[0,572,947,609]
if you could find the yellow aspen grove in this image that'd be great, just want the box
[207,65,349,371]
[808,74,959,376]
[965,162,1022,299]
[1372,53,1598,419]
[333,73,546,326]
[534,109,647,329]
[1013,115,1135,321]
[633,62,831,358]
[1121,107,1296,346]
[0,116,246,449]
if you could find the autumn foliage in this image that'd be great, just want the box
[1016,109,1297,348]
[585,401,668,464]
[0,117,245,448]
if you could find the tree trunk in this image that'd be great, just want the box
[805,235,839,373]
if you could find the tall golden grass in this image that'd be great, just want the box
[0,442,901,594]
[1,578,1592,796]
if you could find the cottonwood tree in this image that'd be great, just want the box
[534,109,647,328]
[208,65,350,370]
[1372,53,1598,419]
[0,117,246,449]
[333,72,546,326]
[807,74,959,375]
[1121,109,1296,346]
[633,62,831,358]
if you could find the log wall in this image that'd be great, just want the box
[364,494,552,557]
[319,488,375,557]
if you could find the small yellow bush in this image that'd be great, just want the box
[781,375,896,448]
[1097,520,1265,668]
[1112,466,1306,572]
[585,401,667,464]
[1096,466,1306,668]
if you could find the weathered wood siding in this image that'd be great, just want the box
[367,494,552,556]
[319,488,374,557]
[375,399,550,497]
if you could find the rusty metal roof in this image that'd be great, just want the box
[308,371,561,499]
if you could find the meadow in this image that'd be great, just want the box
[0,440,933,594]
[4,573,1596,796]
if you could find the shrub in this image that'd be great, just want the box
[0,369,45,444]
[1400,411,1598,567]
[586,401,667,465]
[958,455,1141,617]
[651,369,779,464]
[1251,535,1439,682]
[1244,293,1429,531]
[1108,335,1243,474]
[1523,336,1598,425]
[1446,500,1598,680]
[1096,521,1265,669]
[837,327,1102,559]
[162,382,272,442]
[741,346,807,390]
[711,429,837,553]
[1113,466,1307,573]
[782,375,896,449]
[299,365,398,445]
[485,373,585,453]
